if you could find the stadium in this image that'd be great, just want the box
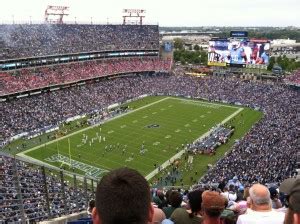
[0,4,299,224]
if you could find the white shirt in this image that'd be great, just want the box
[221,191,237,202]
[237,209,285,224]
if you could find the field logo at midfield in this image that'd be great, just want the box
[146,124,160,128]
[45,154,108,178]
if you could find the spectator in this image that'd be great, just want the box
[149,206,166,224]
[280,178,300,224]
[201,190,225,224]
[170,189,203,224]
[153,190,167,209]
[0,154,92,222]
[237,184,285,224]
[162,191,183,218]
[87,199,95,215]
[0,24,159,59]
[93,167,154,224]
[269,187,282,209]
[221,185,237,202]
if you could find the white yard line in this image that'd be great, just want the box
[17,96,243,181]
[17,97,170,157]
[145,107,244,180]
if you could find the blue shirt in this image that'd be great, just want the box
[260,52,269,64]
[230,48,245,64]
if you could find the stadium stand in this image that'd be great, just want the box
[284,69,300,87]
[0,24,159,59]
[0,22,299,223]
[1,74,298,187]
[0,58,171,95]
[0,153,95,223]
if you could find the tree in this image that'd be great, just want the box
[194,44,200,51]
[180,57,186,65]
[174,38,184,50]
[267,57,276,71]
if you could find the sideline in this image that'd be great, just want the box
[17,96,243,181]
[145,107,244,180]
[17,97,170,157]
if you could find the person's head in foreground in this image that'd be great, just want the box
[93,167,154,224]
[201,190,225,223]
[249,183,272,211]
[237,183,285,224]
[280,178,300,224]
[187,189,203,217]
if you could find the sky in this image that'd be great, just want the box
[0,0,299,27]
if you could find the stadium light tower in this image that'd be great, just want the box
[44,5,70,24]
[122,9,146,25]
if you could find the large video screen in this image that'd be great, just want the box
[208,39,229,66]
[208,39,270,69]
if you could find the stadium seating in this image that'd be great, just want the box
[0,58,171,95]
[0,22,298,224]
[284,70,300,86]
[1,74,298,187]
[0,154,94,223]
[0,24,159,59]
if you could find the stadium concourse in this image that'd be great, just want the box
[0,23,299,223]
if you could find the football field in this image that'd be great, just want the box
[20,96,244,179]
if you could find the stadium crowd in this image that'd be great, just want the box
[1,74,298,188]
[0,24,159,59]
[284,70,300,86]
[0,58,171,95]
[91,167,300,224]
[1,20,298,224]
[0,154,93,223]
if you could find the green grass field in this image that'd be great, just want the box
[17,96,262,184]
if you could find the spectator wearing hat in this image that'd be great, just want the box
[92,167,154,224]
[269,187,282,209]
[201,190,225,224]
[280,178,300,224]
[237,184,285,224]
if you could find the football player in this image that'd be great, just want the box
[227,41,246,64]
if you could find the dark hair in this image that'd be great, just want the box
[88,199,95,213]
[204,208,223,218]
[165,189,174,204]
[188,189,203,218]
[96,167,151,224]
[229,185,235,192]
[168,191,182,208]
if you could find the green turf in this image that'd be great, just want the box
[23,96,244,179]
[150,107,262,187]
